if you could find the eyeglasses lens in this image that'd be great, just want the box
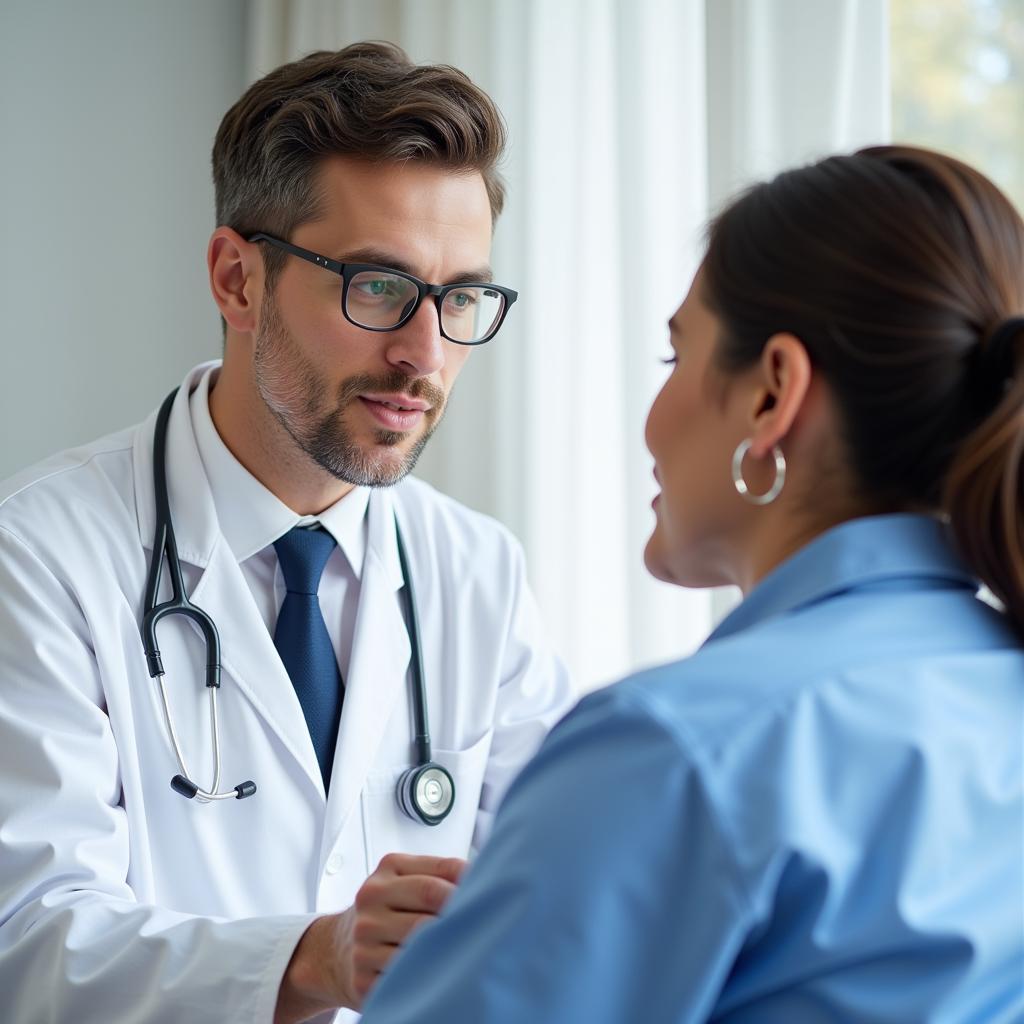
[346,271,419,329]
[346,271,505,343]
[439,287,505,343]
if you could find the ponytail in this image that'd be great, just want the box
[944,318,1024,638]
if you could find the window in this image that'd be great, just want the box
[891,0,1024,210]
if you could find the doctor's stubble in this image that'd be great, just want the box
[252,286,449,488]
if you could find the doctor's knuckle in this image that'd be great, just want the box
[416,877,447,910]
[354,880,383,911]
[377,852,403,874]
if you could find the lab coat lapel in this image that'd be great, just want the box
[324,488,410,839]
[188,539,325,797]
[132,365,325,798]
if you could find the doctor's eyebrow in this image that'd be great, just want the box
[337,247,494,285]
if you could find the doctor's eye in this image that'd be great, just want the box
[443,289,479,315]
[348,272,415,309]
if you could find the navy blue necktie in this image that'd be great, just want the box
[273,526,344,790]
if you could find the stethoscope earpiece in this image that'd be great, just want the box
[170,776,257,801]
[397,762,455,826]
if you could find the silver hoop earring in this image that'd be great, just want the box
[732,439,786,506]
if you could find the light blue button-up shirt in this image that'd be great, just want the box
[361,515,1024,1023]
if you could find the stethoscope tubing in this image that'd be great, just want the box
[143,390,222,689]
[394,522,432,767]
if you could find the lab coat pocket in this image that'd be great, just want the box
[362,729,493,870]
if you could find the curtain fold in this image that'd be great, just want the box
[244,0,889,690]
[706,0,891,210]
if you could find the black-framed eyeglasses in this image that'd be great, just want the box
[248,233,518,345]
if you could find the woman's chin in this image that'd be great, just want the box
[644,534,726,590]
[643,537,680,585]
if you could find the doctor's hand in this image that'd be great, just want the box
[275,853,467,1022]
[338,852,468,1007]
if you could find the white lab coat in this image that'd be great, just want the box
[0,366,574,1024]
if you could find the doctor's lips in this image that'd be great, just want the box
[358,391,434,432]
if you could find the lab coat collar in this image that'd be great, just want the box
[707,513,979,645]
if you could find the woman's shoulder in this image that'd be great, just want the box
[600,581,1023,769]
[573,587,1022,907]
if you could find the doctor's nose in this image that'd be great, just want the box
[384,299,447,378]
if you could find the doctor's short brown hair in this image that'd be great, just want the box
[212,41,507,285]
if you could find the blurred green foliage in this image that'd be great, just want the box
[891,0,1024,212]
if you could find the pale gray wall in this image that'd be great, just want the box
[0,0,246,480]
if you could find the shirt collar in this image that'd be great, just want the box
[707,513,979,645]
[190,365,370,573]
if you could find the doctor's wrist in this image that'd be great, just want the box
[275,914,353,1023]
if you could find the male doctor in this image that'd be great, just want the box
[0,42,572,1023]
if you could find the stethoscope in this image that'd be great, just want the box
[140,388,456,825]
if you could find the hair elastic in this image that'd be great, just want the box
[982,316,1024,385]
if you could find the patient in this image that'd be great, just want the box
[357,146,1024,1023]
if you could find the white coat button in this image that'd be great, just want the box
[326,853,342,875]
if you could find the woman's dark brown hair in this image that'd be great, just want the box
[212,41,507,286]
[702,145,1024,635]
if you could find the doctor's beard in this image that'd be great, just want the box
[252,291,447,487]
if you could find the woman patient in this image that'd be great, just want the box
[357,146,1024,1023]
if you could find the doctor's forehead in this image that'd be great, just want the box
[313,158,491,238]
[298,156,493,274]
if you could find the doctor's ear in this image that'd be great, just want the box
[207,228,264,335]
[745,332,813,459]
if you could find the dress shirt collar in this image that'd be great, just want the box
[190,365,370,573]
[708,514,979,645]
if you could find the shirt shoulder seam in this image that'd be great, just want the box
[0,442,134,514]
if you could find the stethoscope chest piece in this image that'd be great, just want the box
[397,762,455,826]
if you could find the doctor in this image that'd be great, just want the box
[0,42,572,1024]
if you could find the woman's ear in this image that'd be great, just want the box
[207,227,263,335]
[746,332,813,457]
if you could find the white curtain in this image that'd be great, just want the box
[244,0,889,691]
